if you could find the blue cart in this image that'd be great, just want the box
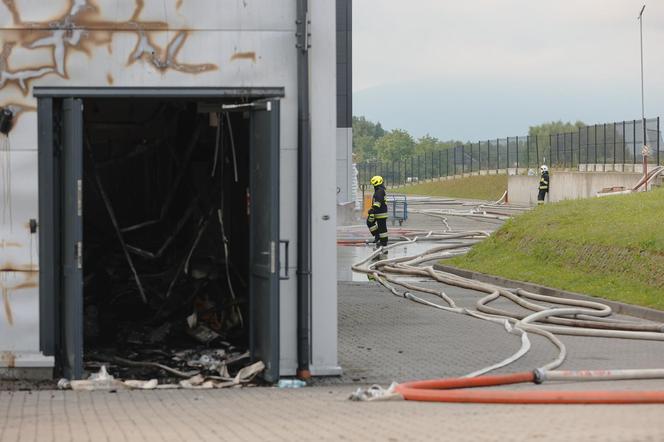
[387,194,408,226]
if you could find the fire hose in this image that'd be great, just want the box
[350,226,664,404]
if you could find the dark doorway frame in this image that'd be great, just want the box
[35,87,284,380]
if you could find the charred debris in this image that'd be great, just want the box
[79,98,259,385]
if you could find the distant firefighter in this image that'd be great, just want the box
[367,175,388,248]
[538,165,549,205]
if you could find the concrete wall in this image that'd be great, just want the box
[0,0,339,376]
[508,171,644,206]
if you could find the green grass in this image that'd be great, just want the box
[393,174,507,201]
[448,188,664,310]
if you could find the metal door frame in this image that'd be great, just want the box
[36,87,284,378]
[249,100,281,382]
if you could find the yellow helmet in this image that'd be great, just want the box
[370,175,384,186]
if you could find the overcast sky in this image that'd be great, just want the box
[353,0,664,140]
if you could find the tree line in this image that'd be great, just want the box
[353,116,585,163]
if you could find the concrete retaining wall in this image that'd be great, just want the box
[508,171,643,206]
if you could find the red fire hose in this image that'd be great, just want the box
[395,371,664,404]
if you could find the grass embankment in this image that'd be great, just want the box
[448,189,664,310]
[393,175,507,201]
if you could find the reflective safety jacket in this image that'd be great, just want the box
[369,185,388,219]
[539,171,550,190]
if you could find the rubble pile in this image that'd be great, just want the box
[80,103,251,385]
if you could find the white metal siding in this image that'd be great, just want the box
[0,0,338,375]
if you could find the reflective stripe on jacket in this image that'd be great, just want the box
[539,172,550,190]
[371,185,388,217]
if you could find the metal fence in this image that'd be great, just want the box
[357,117,662,187]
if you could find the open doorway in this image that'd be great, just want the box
[37,89,282,383]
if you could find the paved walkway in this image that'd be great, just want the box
[3,281,664,441]
[2,200,664,441]
[2,385,664,442]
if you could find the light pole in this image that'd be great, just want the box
[638,5,648,188]
[638,4,646,121]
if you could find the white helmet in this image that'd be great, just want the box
[540,165,548,172]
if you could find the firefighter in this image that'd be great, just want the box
[538,165,549,205]
[367,175,389,248]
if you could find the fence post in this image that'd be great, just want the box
[423,152,426,180]
[403,158,406,185]
[430,151,433,179]
[446,148,450,177]
[496,138,500,172]
[612,122,616,168]
[587,126,590,166]
[593,125,597,165]
[577,130,580,168]
[438,150,442,178]
[658,117,661,166]
[633,120,636,166]
[515,135,519,172]
[603,123,607,169]
[620,121,624,166]
[451,148,455,176]
[641,117,648,167]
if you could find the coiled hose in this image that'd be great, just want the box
[350,223,664,403]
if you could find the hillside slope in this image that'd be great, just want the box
[393,175,507,201]
[448,189,664,309]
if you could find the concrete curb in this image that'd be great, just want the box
[434,264,664,323]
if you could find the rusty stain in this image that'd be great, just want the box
[231,51,256,63]
[176,0,184,10]
[0,42,54,93]
[131,0,145,21]
[2,288,13,326]
[0,267,38,273]
[106,73,114,85]
[0,259,39,273]
[0,268,37,326]
[0,351,16,368]
[0,240,21,248]
[1,0,21,25]
[129,30,217,74]
[0,0,216,96]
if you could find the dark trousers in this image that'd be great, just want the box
[367,216,388,246]
[537,188,548,203]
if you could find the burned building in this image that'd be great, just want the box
[0,0,349,382]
